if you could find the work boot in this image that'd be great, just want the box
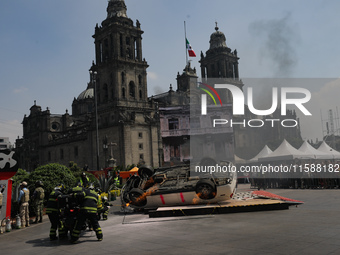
[39,218,42,223]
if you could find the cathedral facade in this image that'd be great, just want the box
[16,0,161,171]
[16,0,302,171]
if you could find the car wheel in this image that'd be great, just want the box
[195,179,216,200]
[129,188,147,207]
[122,191,131,203]
[138,165,155,178]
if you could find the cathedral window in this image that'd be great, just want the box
[170,145,180,159]
[129,81,135,98]
[104,39,109,61]
[100,42,103,63]
[103,84,109,102]
[110,34,114,57]
[121,72,125,84]
[138,75,142,85]
[139,90,142,100]
[122,87,126,98]
[120,34,124,57]
[169,118,179,130]
[134,38,138,60]
[126,37,131,59]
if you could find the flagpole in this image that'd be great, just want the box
[184,21,188,66]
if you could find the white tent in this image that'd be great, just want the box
[234,155,248,164]
[317,141,340,159]
[249,145,273,162]
[259,139,312,162]
[298,140,333,159]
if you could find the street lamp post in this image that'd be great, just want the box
[90,69,100,170]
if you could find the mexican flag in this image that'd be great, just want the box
[186,38,196,57]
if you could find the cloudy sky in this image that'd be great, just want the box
[1,0,340,145]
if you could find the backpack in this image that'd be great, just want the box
[37,187,45,200]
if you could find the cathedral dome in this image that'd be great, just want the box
[77,87,94,100]
[209,24,227,50]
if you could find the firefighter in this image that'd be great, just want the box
[96,188,103,220]
[114,171,121,187]
[18,182,30,228]
[96,188,109,220]
[32,180,45,223]
[101,196,109,220]
[70,183,103,244]
[79,172,90,188]
[46,184,65,240]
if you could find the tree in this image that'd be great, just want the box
[12,168,29,187]
[29,163,77,196]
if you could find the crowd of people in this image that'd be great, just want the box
[16,172,113,244]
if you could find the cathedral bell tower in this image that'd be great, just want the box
[93,0,148,107]
[84,0,160,168]
[200,23,240,80]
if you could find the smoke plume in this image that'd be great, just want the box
[249,12,299,77]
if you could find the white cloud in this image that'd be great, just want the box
[13,87,28,94]
[147,71,158,81]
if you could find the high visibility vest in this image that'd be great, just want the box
[114,177,120,186]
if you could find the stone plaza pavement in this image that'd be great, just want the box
[1,184,340,255]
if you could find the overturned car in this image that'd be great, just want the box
[121,162,237,209]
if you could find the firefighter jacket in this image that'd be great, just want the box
[80,189,99,214]
[69,186,86,205]
[46,190,62,214]
[97,194,103,210]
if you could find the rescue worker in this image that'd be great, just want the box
[70,183,103,244]
[79,172,90,188]
[32,180,45,223]
[46,184,65,240]
[114,171,121,188]
[18,182,30,228]
[96,188,104,220]
[96,188,109,220]
[101,196,109,220]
